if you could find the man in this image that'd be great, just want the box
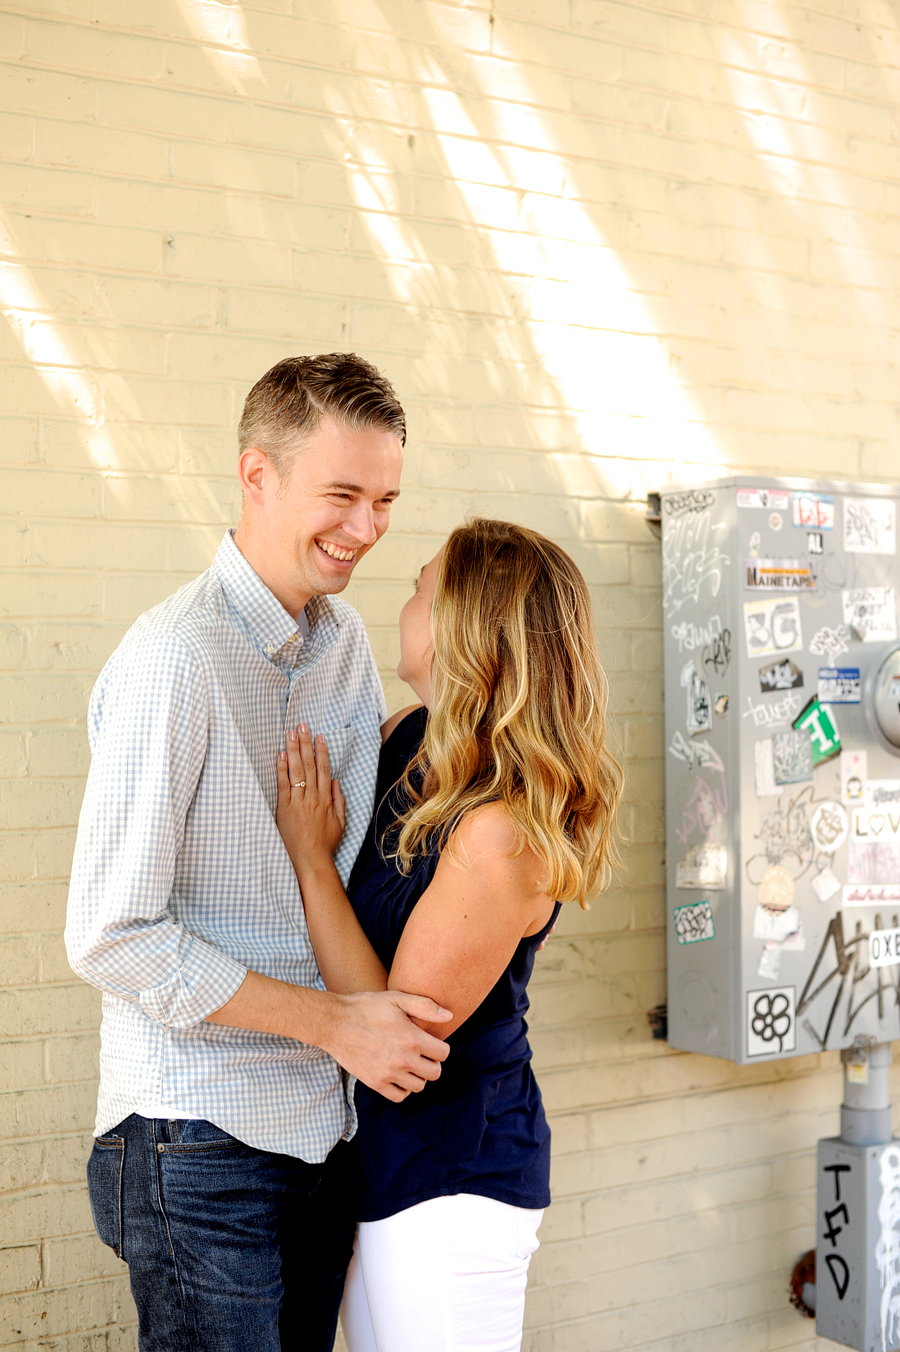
[65,354,451,1352]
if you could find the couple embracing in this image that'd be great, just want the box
[66,354,622,1352]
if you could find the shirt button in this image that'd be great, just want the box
[289,633,297,642]
[265,644,275,656]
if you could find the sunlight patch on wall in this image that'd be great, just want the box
[0,215,120,469]
[175,0,265,95]
[323,24,725,511]
[422,85,724,498]
[718,13,887,310]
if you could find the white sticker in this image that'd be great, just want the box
[870,928,900,969]
[743,596,803,657]
[675,842,727,890]
[810,801,849,854]
[680,660,711,735]
[842,587,897,642]
[793,492,835,530]
[869,780,900,808]
[841,750,867,804]
[846,840,900,887]
[844,497,896,555]
[747,986,796,1056]
[781,924,806,952]
[769,512,783,532]
[754,738,782,798]
[738,487,789,510]
[812,867,841,902]
[754,904,801,943]
[758,945,782,980]
[844,883,900,908]
[850,806,900,843]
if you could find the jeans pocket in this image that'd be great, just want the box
[87,1134,126,1259]
[163,1119,246,1152]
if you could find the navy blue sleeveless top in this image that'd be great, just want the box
[347,706,560,1222]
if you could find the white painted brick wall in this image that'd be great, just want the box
[3,0,899,1347]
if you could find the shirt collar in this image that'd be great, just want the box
[211,530,339,663]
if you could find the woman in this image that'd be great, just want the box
[275,518,622,1352]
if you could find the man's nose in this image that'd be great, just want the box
[343,501,378,545]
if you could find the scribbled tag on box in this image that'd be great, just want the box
[818,667,861,704]
[842,587,897,642]
[772,728,813,784]
[674,900,715,945]
[793,492,834,530]
[759,658,803,692]
[844,497,895,555]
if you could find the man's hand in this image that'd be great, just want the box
[322,989,452,1102]
[207,972,451,1104]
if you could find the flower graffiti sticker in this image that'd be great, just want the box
[747,986,796,1057]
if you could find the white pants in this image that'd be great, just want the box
[340,1194,543,1352]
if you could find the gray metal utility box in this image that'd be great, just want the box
[661,476,900,1063]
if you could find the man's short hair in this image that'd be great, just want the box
[238,353,407,480]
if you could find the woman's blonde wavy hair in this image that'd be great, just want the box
[394,518,623,908]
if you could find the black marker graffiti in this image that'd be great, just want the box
[798,913,900,1050]
[822,1164,852,1301]
[751,992,793,1053]
[746,784,819,879]
[664,489,715,517]
[702,627,732,677]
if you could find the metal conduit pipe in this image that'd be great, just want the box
[841,1039,893,1147]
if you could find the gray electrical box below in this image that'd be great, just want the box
[817,1137,900,1351]
[662,476,900,1063]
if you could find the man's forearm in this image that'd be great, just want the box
[206,969,337,1046]
[206,970,454,1104]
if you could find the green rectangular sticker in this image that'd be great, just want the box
[792,696,841,766]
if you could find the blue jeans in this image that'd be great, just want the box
[87,1115,356,1352]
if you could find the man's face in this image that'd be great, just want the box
[245,416,403,616]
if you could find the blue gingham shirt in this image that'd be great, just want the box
[65,530,386,1161]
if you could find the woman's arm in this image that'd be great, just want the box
[276,731,554,1034]
[276,726,388,994]
[388,805,557,1037]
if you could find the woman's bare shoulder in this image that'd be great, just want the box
[449,803,544,880]
[380,704,424,743]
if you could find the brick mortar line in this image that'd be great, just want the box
[9,15,900,92]
[7,50,900,127]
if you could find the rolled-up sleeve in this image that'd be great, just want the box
[65,631,247,1027]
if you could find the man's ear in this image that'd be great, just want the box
[238,446,271,505]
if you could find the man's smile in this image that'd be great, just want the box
[315,538,358,563]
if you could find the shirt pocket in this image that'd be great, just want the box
[314,724,356,782]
